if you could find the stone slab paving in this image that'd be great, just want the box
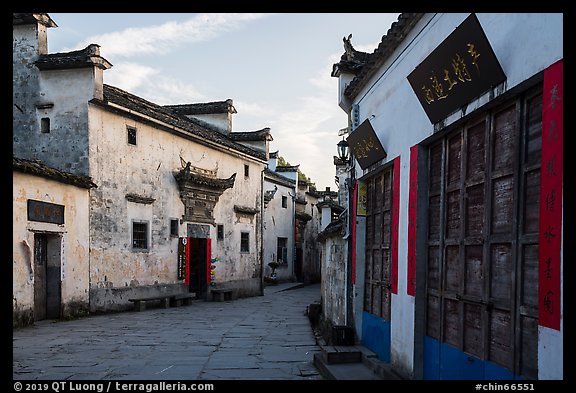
[13,283,323,380]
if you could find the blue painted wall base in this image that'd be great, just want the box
[361,311,390,363]
[423,336,524,380]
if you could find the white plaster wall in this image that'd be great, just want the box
[189,113,229,133]
[320,207,332,232]
[263,179,294,281]
[33,68,98,176]
[321,236,347,326]
[344,12,563,379]
[13,171,91,322]
[87,105,264,290]
[353,216,367,338]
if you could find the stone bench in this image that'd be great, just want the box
[170,293,196,307]
[128,295,173,311]
[129,292,196,311]
[210,288,236,302]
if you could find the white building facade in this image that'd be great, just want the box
[332,13,563,380]
[13,13,270,319]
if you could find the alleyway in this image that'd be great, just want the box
[13,283,322,380]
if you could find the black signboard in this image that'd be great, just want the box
[407,14,506,124]
[177,237,188,280]
[347,119,387,170]
[27,199,65,224]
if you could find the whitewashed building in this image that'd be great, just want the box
[13,13,271,320]
[262,152,322,284]
[331,13,563,380]
[13,158,96,327]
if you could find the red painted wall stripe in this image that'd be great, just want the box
[407,146,418,297]
[391,157,400,295]
[539,59,563,330]
[184,237,190,286]
[352,181,357,285]
[206,238,212,285]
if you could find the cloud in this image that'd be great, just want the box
[104,61,207,105]
[64,13,273,58]
[104,62,159,91]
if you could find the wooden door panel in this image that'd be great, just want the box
[425,88,542,378]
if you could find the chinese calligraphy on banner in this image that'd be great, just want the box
[539,59,563,331]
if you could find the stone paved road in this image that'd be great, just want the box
[13,283,323,380]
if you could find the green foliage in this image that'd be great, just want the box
[278,155,312,184]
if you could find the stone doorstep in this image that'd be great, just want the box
[314,344,404,380]
[320,345,362,364]
[361,355,403,380]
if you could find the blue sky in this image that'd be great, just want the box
[47,13,401,190]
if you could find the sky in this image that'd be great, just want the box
[46,13,401,191]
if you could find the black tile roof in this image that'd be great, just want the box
[13,157,97,189]
[13,13,57,27]
[163,99,236,115]
[229,128,273,142]
[264,168,296,188]
[35,44,112,70]
[317,218,344,242]
[334,13,424,100]
[91,84,267,161]
[275,165,300,172]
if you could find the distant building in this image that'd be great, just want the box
[262,152,321,284]
[13,13,271,324]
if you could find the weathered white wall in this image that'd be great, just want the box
[188,113,229,134]
[342,12,563,379]
[353,215,366,338]
[13,172,91,326]
[320,207,332,232]
[87,105,264,305]
[321,236,347,327]
[301,192,320,283]
[263,179,294,281]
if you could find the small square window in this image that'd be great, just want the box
[282,196,288,208]
[132,221,148,249]
[244,164,249,177]
[41,118,50,133]
[127,126,137,145]
[240,232,249,253]
[170,219,179,237]
[217,224,224,241]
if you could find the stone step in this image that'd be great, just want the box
[321,345,362,364]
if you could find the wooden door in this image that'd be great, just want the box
[364,166,394,320]
[425,88,542,379]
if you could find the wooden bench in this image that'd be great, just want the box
[210,288,236,302]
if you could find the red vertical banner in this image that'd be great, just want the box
[184,237,190,285]
[351,181,357,285]
[407,146,418,297]
[391,157,400,294]
[539,59,563,331]
[206,238,212,286]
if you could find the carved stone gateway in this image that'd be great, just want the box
[174,162,236,225]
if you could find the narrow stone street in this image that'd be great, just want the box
[13,283,322,380]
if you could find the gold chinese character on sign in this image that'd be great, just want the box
[466,43,480,72]
[443,69,458,90]
[430,71,448,100]
[421,85,435,104]
[452,53,472,82]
